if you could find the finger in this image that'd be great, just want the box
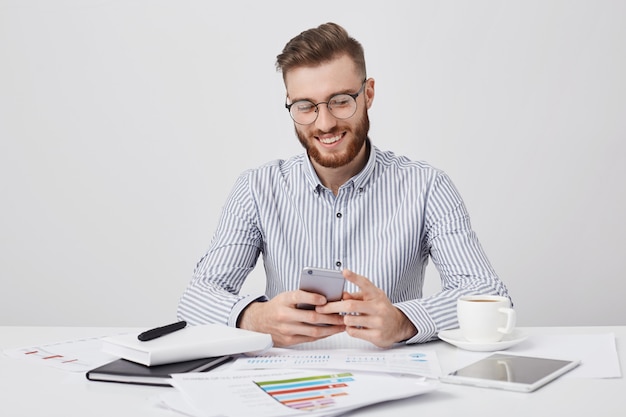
[314,313,348,327]
[344,326,393,348]
[341,291,363,300]
[272,315,345,346]
[273,326,343,347]
[340,299,378,317]
[320,298,368,317]
[316,298,350,315]
[295,304,346,325]
[291,289,328,308]
[344,322,370,340]
[343,269,378,294]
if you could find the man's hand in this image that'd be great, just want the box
[238,290,346,347]
[318,269,417,348]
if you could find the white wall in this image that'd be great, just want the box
[1,0,624,327]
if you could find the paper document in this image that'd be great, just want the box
[3,336,116,372]
[230,346,441,378]
[508,333,621,378]
[162,369,438,417]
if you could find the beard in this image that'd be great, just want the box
[295,110,370,169]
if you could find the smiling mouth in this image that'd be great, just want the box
[318,133,343,145]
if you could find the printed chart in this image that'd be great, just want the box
[232,347,441,378]
[167,368,438,417]
[245,354,331,367]
[255,372,353,411]
[3,336,117,372]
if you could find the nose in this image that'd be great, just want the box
[314,103,337,132]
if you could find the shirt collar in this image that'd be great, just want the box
[302,139,377,194]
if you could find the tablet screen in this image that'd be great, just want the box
[442,353,580,392]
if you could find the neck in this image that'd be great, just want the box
[312,141,370,195]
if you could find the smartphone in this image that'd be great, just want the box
[296,267,345,310]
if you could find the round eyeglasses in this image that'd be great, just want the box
[285,80,366,125]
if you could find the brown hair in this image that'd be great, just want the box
[276,22,366,81]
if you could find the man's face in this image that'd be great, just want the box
[285,55,373,169]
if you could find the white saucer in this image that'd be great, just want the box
[437,328,528,352]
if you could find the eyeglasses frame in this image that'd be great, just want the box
[285,79,367,125]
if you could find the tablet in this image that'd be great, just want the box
[440,352,580,392]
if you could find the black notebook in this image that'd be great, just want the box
[86,355,233,386]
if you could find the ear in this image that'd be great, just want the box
[364,78,375,109]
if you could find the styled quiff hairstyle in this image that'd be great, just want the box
[276,22,367,81]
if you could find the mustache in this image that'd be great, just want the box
[313,128,345,136]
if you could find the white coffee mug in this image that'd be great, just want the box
[457,295,516,343]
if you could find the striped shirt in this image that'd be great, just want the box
[177,143,510,343]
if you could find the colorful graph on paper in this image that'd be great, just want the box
[255,372,354,411]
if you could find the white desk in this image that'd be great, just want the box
[1,326,624,416]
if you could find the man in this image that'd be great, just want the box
[177,22,510,348]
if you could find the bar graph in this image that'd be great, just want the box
[255,372,354,411]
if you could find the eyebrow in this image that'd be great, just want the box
[288,84,362,104]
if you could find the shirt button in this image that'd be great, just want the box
[336,212,342,218]
[335,261,342,267]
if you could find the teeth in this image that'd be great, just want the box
[320,134,342,144]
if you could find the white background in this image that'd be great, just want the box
[1,0,624,327]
